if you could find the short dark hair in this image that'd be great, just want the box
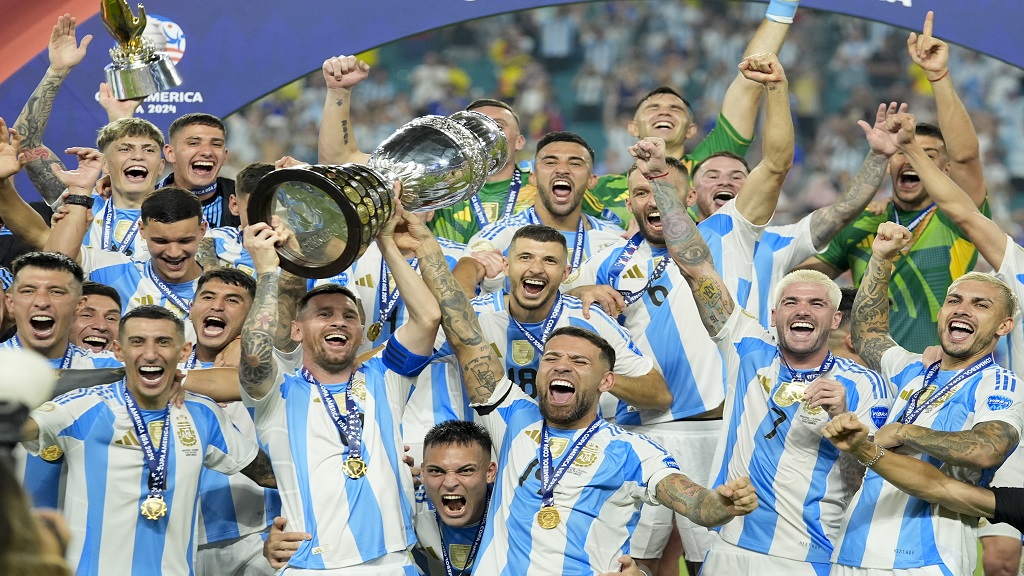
[635,86,693,118]
[297,284,364,324]
[547,326,615,372]
[423,420,492,456]
[119,305,185,340]
[11,252,85,287]
[168,113,226,140]
[535,131,595,164]
[235,162,275,199]
[626,156,690,179]
[509,225,567,256]
[836,287,857,331]
[141,186,204,225]
[467,99,521,131]
[197,268,257,299]
[692,151,750,177]
[82,281,122,309]
[914,123,945,144]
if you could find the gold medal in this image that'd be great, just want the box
[39,445,63,461]
[343,456,367,479]
[141,495,168,520]
[536,506,560,529]
[367,322,382,341]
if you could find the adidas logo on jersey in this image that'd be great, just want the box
[623,264,645,279]
[355,274,375,288]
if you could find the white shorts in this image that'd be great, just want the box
[701,536,830,576]
[829,565,951,576]
[626,420,721,562]
[196,531,275,576]
[281,551,418,575]
[980,445,1024,539]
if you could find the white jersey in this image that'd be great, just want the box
[403,353,472,458]
[833,347,1024,573]
[84,194,150,260]
[195,402,280,545]
[466,207,623,288]
[25,382,258,576]
[751,216,821,328]
[996,235,1024,376]
[699,199,764,315]
[471,378,680,574]
[709,309,892,564]
[241,347,425,570]
[205,226,255,277]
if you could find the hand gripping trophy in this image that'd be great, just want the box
[101,0,183,99]
[248,111,510,279]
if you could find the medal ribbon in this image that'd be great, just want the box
[528,208,586,274]
[376,257,418,329]
[892,203,937,233]
[778,351,836,383]
[900,354,994,424]
[437,487,492,576]
[146,262,193,313]
[10,337,74,369]
[540,419,602,508]
[302,368,363,464]
[184,345,198,370]
[101,199,141,254]
[159,174,218,198]
[469,167,522,228]
[607,233,670,306]
[123,383,172,503]
[509,294,564,354]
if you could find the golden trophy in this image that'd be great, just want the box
[101,0,182,99]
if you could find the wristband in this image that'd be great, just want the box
[856,445,885,467]
[480,271,507,294]
[929,69,949,83]
[765,0,799,24]
[65,194,95,209]
[645,172,670,180]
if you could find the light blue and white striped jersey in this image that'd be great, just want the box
[315,238,465,353]
[205,226,254,277]
[833,347,1024,573]
[472,378,680,574]
[441,292,653,400]
[404,354,474,460]
[241,349,425,570]
[25,382,259,576]
[195,401,280,545]
[709,309,892,564]
[412,485,482,576]
[466,207,623,289]
[85,194,150,260]
[995,235,1024,375]
[7,342,123,510]
[750,216,820,328]
[697,199,764,312]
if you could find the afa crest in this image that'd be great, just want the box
[175,415,198,447]
[512,340,534,365]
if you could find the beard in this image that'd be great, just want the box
[538,385,598,427]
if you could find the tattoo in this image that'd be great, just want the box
[809,153,887,249]
[851,254,898,371]
[196,237,222,271]
[275,271,307,351]
[658,474,731,527]
[240,271,281,396]
[902,421,1020,470]
[341,120,349,145]
[240,449,277,488]
[335,98,344,107]
[837,452,866,496]
[14,71,70,204]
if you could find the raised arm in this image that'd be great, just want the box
[42,147,106,263]
[629,138,734,337]
[239,224,285,400]
[655,474,757,527]
[908,11,985,206]
[823,412,997,518]
[375,206,441,357]
[806,102,902,250]
[13,14,92,204]
[732,53,793,226]
[0,121,51,250]
[318,55,371,165]
[850,222,912,371]
[887,112,1007,270]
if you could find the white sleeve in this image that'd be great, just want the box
[197,400,261,476]
[80,245,132,274]
[586,307,654,377]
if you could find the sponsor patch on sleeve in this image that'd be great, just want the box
[987,395,1014,411]
[870,405,891,428]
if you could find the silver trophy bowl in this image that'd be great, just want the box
[248,111,509,279]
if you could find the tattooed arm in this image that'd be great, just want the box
[377,209,441,357]
[240,224,285,401]
[240,448,278,488]
[808,102,903,250]
[656,474,757,527]
[882,421,1020,470]
[196,237,222,271]
[274,271,307,353]
[850,222,911,371]
[318,55,371,165]
[13,15,92,204]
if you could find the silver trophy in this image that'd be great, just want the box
[248,111,509,279]
[101,0,183,99]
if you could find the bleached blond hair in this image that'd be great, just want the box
[948,272,1018,318]
[774,269,842,311]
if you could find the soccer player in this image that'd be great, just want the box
[238,203,441,572]
[187,268,255,369]
[159,113,239,228]
[317,55,531,244]
[198,161,271,276]
[395,200,757,574]
[634,136,892,575]
[832,221,1024,575]
[457,131,623,294]
[20,305,276,576]
[70,282,122,353]
[799,12,990,353]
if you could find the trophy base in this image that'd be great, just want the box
[104,54,183,100]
